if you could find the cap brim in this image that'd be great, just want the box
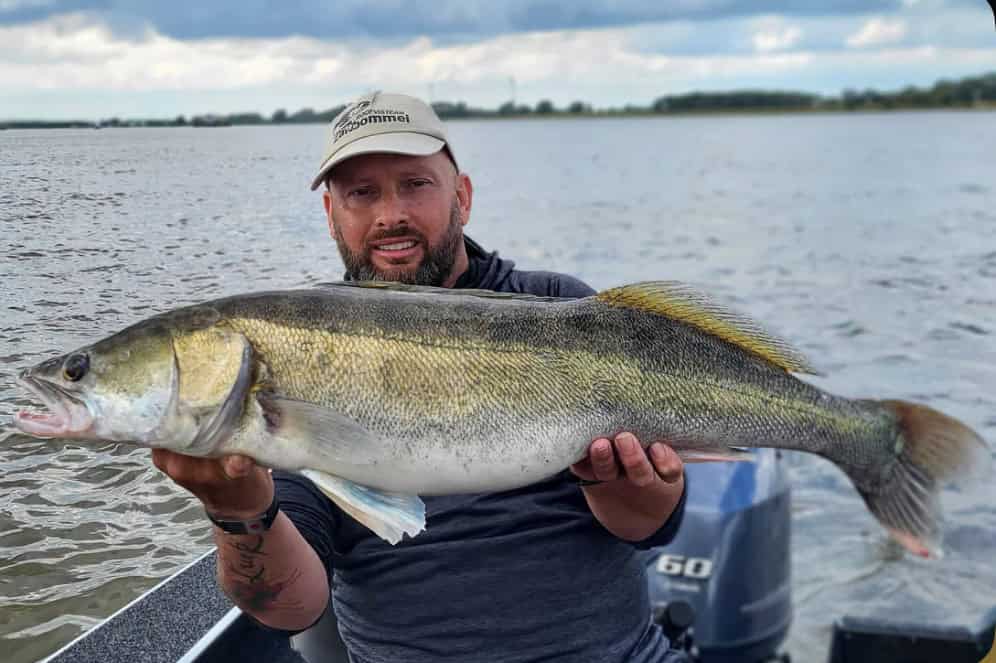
[310,132,446,190]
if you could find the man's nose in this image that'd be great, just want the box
[373,191,409,228]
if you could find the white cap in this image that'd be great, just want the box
[310,91,458,190]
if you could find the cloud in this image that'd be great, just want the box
[845,17,907,47]
[0,13,819,96]
[0,1,908,40]
[751,18,804,52]
[1,3,993,119]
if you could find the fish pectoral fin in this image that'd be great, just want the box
[300,469,425,545]
[596,282,820,375]
[255,396,419,542]
[256,394,382,465]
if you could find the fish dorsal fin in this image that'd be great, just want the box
[315,281,568,303]
[596,281,819,375]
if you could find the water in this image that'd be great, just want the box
[2,113,995,662]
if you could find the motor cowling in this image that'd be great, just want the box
[647,449,792,663]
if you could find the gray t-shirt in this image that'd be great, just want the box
[274,237,688,662]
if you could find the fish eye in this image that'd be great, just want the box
[63,353,90,382]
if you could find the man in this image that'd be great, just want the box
[154,91,689,662]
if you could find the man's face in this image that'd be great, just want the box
[323,150,472,286]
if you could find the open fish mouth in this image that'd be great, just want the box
[14,374,94,438]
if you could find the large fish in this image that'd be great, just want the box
[12,282,990,555]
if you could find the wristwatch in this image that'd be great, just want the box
[206,495,280,535]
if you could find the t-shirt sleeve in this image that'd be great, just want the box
[505,270,597,299]
[551,274,596,298]
[273,470,339,575]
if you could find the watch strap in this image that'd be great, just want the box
[206,495,280,535]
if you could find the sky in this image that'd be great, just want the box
[1,0,994,120]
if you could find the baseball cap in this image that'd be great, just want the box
[310,91,458,190]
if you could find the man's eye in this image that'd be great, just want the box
[349,187,373,198]
[408,179,431,188]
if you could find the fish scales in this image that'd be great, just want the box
[195,289,894,481]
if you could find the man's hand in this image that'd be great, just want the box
[151,449,273,518]
[571,432,683,485]
[570,432,685,542]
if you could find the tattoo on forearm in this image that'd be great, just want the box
[223,536,304,613]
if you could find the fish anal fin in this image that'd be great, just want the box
[300,469,425,545]
[596,281,819,375]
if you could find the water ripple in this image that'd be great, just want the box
[3,116,995,662]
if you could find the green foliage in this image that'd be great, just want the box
[836,73,996,110]
[432,101,471,117]
[652,90,818,113]
[535,99,555,114]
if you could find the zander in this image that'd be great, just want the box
[13,281,990,554]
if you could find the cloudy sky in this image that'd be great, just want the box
[1,0,993,120]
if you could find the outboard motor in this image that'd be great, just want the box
[647,448,792,663]
[291,448,794,663]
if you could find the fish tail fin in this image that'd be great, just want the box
[855,400,991,558]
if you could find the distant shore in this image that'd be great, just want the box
[3,70,994,130]
[3,104,994,131]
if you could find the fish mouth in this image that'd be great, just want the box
[14,374,95,439]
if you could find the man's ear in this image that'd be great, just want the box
[323,189,337,239]
[455,173,473,227]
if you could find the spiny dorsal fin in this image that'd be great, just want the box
[596,281,819,374]
[317,281,568,303]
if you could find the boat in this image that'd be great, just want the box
[42,450,996,663]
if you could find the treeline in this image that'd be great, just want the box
[3,71,993,130]
[651,91,818,113]
[836,71,996,109]
[491,71,996,116]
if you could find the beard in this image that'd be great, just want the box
[334,201,464,287]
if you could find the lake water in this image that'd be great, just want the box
[1,113,994,662]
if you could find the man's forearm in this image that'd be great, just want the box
[215,511,329,631]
